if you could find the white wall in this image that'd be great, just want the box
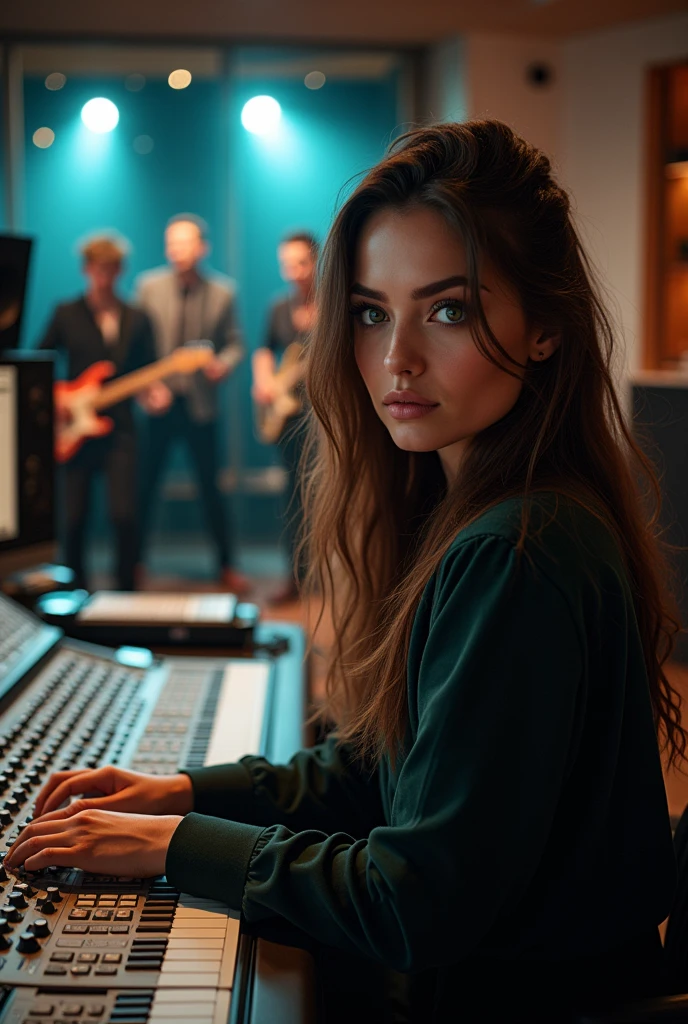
[561,12,688,375]
[465,34,562,161]
[424,38,468,123]
[462,16,688,378]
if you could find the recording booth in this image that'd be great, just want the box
[0,350,316,1022]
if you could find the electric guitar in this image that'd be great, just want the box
[54,345,214,463]
[255,342,305,444]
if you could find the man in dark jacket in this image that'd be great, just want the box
[136,214,249,595]
[39,234,168,590]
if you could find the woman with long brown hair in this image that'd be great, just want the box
[9,120,683,1021]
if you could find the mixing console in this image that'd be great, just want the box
[0,595,290,1024]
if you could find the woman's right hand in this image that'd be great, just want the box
[33,766,194,820]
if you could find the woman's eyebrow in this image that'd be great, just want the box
[350,275,490,302]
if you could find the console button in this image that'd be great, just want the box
[17,931,40,953]
[0,905,22,922]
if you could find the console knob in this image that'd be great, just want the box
[37,900,55,915]
[17,931,40,953]
[0,905,22,922]
[0,775,8,792]
[15,882,35,898]
[3,799,18,814]
[29,918,50,938]
[8,890,27,909]
[0,917,11,933]
[0,810,11,826]
[0,933,11,951]
[45,886,62,903]
[0,866,7,883]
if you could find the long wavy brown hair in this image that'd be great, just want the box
[302,119,684,767]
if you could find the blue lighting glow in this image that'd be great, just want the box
[81,97,120,134]
[241,95,282,136]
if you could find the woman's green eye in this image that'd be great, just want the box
[433,304,465,324]
[362,307,386,325]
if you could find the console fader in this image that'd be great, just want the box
[0,595,286,1024]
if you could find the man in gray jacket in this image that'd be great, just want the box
[136,213,249,594]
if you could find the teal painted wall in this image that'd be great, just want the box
[18,56,400,547]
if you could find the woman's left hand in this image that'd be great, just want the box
[4,807,183,877]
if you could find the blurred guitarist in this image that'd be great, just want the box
[38,234,170,591]
[252,231,318,605]
[135,214,249,595]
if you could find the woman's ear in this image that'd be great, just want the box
[529,330,561,363]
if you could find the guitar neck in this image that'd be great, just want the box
[94,356,184,410]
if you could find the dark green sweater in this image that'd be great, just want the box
[166,496,675,1014]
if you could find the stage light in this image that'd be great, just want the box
[45,73,66,91]
[241,96,282,136]
[304,71,326,90]
[168,69,192,90]
[126,73,146,92]
[33,127,55,149]
[81,98,119,134]
[133,135,154,155]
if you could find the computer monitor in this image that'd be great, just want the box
[0,236,33,352]
[0,351,56,576]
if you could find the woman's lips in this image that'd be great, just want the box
[384,401,439,420]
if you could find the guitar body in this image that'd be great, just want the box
[53,345,215,464]
[54,361,116,463]
[256,343,305,444]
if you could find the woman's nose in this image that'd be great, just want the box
[383,328,425,377]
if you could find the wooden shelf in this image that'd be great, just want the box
[643,62,688,369]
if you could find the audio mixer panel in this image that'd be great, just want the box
[0,595,302,1024]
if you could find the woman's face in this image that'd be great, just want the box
[352,205,551,479]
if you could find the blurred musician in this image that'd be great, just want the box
[252,232,318,604]
[136,214,249,595]
[39,234,168,591]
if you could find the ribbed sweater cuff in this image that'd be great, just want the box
[165,812,266,909]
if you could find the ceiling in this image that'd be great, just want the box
[1,0,687,46]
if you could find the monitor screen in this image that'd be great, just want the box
[0,236,32,352]
[0,353,56,576]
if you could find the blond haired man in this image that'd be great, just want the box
[39,234,164,590]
